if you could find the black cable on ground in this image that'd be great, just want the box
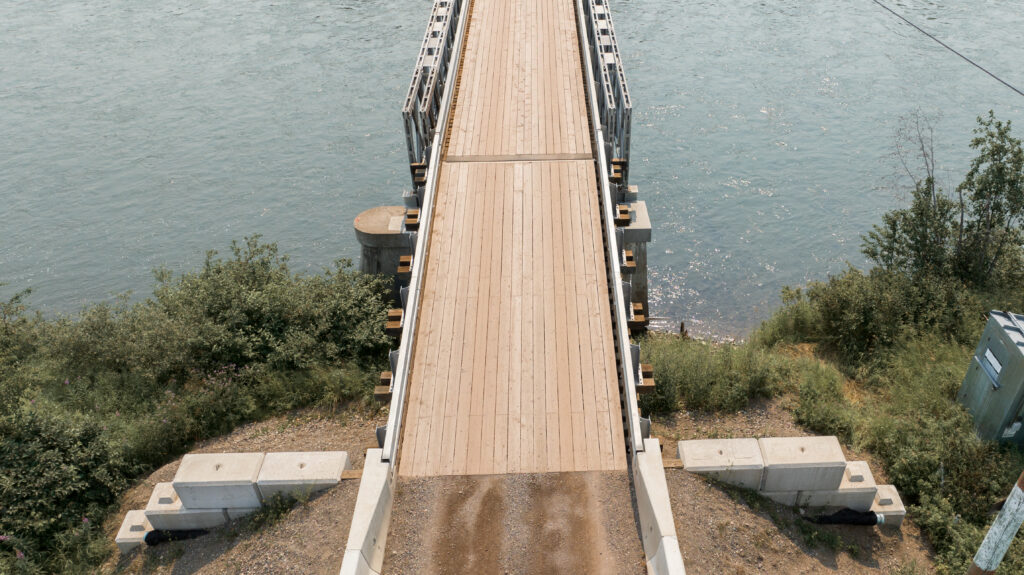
[870,0,1024,99]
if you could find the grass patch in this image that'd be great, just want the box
[639,334,794,414]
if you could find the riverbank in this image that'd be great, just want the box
[0,238,393,573]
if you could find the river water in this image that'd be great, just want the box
[2,0,1022,337]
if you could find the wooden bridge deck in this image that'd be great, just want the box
[398,0,626,477]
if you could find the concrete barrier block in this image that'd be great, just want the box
[647,535,687,575]
[340,449,394,575]
[798,488,877,511]
[339,548,376,575]
[257,451,350,500]
[872,485,905,527]
[633,438,686,575]
[172,452,265,509]
[795,461,878,510]
[144,482,228,530]
[116,510,153,554]
[678,438,763,490]
[758,436,846,492]
[761,491,799,507]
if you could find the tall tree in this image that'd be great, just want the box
[863,111,1024,288]
[955,111,1024,285]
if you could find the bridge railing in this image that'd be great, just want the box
[581,0,632,189]
[576,0,644,458]
[402,0,463,184]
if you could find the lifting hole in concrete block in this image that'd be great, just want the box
[872,485,906,527]
[256,451,351,500]
[116,510,153,554]
[172,453,265,509]
[845,460,872,484]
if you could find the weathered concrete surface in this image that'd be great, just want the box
[678,438,763,490]
[634,438,687,574]
[872,485,906,527]
[173,452,264,509]
[354,206,413,276]
[257,451,350,500]
[144,482,227,531]
[116,510,153,554]
[795,461,877,511]
[226,507,260,520]
[761,490,799,507]
[758,436,846,492]
[339,449,393,575]
[381,471,645,574]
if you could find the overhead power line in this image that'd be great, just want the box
[870,0,1024,99]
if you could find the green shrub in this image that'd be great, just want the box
[0,237,392,571]
[750,286,822,348]
[640,334,792,413]
[756,302,1024,573]
[793,362,854,443]
[0,287,38,386]
[40,237,393,387]
[0,400,133,566]
[799,267,976,362]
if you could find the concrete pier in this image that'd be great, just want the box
[353,206,413,276]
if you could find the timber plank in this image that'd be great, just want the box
[399,0,625,477]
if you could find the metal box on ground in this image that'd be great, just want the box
[172,453,265,509]
[957,310,1024,444]
[758,436,846,492]
[678,438,764,490]
[144,482,227,530]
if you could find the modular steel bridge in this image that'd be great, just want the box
[342,0,684,573]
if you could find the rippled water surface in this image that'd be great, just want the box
[2,0,1023,337]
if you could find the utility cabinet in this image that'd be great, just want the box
[957,310,1024,444]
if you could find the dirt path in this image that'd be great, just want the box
[383,471,646,574]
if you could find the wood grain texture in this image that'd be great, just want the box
[398,0,624,477]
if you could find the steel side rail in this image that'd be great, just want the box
[381,0,471,466]
[575,0,644,456]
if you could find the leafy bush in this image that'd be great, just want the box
[750,286,821,348]
[0,401,133,567]
[640,334,792,413]
[793,362,854,442]
[793,267,975,362]
[0,237,392,571]
[863,111,1024,289]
